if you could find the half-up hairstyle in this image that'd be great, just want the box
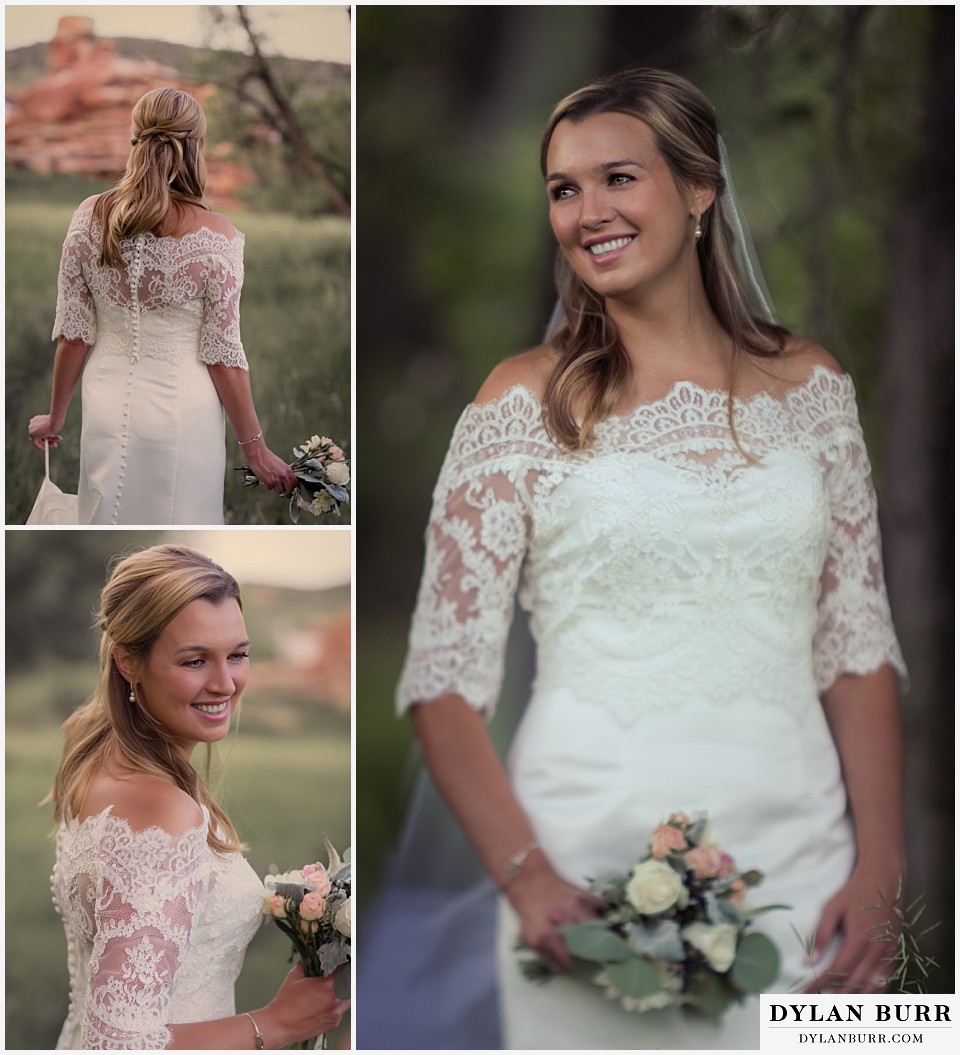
[93,88,209,267]
[540,68,788,449]
[49,544,243,853]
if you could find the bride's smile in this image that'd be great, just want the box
[118,596,249,757]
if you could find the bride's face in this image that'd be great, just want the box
[128,598,249,759]
[545,112,704,302]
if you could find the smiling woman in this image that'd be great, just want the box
[47,543,349,1050]
[391,67,907,1050]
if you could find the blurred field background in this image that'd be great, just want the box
[5,529,351,1049]
[5,6,350,525]
[355,5,953,1035]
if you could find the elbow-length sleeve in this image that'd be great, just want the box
[396,392,542,719]
[80,820,211,1049]
[199,236,249,370]
[52,206,97,345]
[811,371,907,693]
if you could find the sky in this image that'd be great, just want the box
[175,529,351,590]
[3,3,351,65]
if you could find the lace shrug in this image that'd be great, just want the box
[52,805,263,1049]
[52,203,249,370]
[397,365,907,721]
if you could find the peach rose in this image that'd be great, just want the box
[650,824,687,859]
[267,894,286,919]
[303,864,333,896]
[684,845,723,879]
[300,890,327,921]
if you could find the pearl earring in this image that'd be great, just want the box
[694,214,702,242]
[128,683,136,703]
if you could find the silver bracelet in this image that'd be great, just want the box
[243,1011,265,1049]
[503,840,539,889]
[238,430,263,446]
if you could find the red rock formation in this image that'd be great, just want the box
[6,17,251,209]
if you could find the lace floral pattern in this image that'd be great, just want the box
[52,204,248,370]
[397,365,906,725]
[52,805,263,1049]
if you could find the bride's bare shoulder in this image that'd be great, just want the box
[776,335,845,383]
[80,771,203,836]
[474,345,558,405]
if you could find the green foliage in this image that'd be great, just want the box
[4,180,350,525]
[605,957,663,998]
[560,921,632,963]
[730,932,780,993]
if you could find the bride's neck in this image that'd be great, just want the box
[605,293,733,386]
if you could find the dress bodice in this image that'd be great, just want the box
[52,203,249,370]
[52,805,263,1049]
[397,365,906,726]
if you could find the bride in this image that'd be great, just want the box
[397,68,907,1049]
[49,544,348,1048]
[28,88,297,524]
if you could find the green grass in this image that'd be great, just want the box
[5,724,351,1049]
[5,174,351,525]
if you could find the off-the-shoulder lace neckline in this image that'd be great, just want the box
[75,202,244,246]
[68,801,210,838]
[470,362,851,424]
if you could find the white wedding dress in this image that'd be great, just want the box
[52,203,250,525]
[52,804,263,1049]
[397,363,906,1049]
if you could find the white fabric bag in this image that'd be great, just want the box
[26,443,79,525]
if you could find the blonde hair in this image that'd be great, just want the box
[540,68,787,449]
[93,88,209,267]
[49,544,243,853]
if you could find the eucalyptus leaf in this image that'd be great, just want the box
[686,970,736,1017]
[560,922,631,963]
[739,870,763,887]
[289,493,301,524]
[605,957,663,998]
[323,483,350,502]
[730,932,780,993]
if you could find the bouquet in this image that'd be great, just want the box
[238,435,350,522]
[519,812,785,1019]
[264,839,352,1049]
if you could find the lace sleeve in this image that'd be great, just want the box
[52,206,97,344]
[811,373,907,693]
[397,391,546,719]
[80,817,212,1049]
[200,237,248,369]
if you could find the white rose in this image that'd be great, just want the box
[325,462,350,486]
[625,859,685,915]
[334,895,352,939]
[682,921,738,973]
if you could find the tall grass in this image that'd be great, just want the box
[5,175,350,525]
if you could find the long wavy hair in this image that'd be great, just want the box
[540,68,788,449]
[93,88,209,267]
[48,545,243,853]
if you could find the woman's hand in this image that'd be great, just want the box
[804,863,903,994]
[507,851,603,971]
[259,963,350,1047]
[244,441,299,495]
[28,414,65,450]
